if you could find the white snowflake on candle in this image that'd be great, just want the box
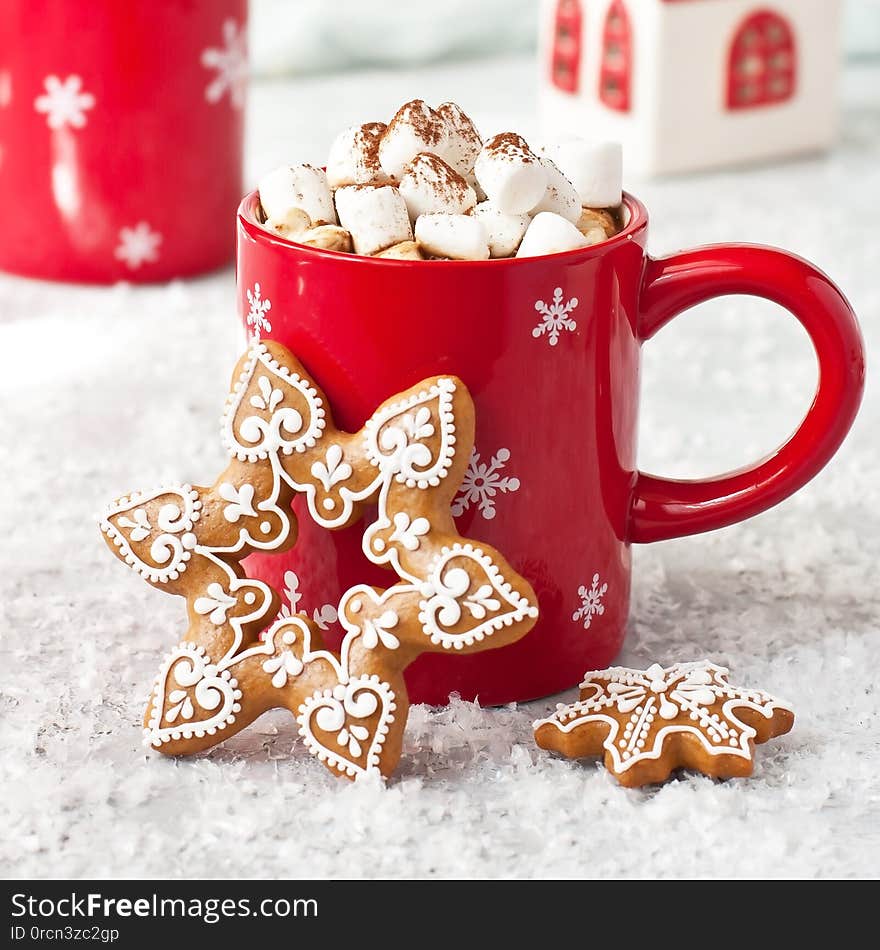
[201,19,248,109]
[533,287,579,346]
[245,283,272,339]
[34,75,95,130]
[0,71,12,108]
[573,573,608,629]
[451,447,520,521]
[114,223,162,270]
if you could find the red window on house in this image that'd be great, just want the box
[599,0,632,112]
[550,0,583,94]
[727,10,796,110]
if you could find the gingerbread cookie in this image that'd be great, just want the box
[533,661,794,787]
[101,340,539,780]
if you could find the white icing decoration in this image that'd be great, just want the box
[193,582,239,625]
[117,508,151,542]
[191,550,275,665]
[311,443,353,492]
[297,675,397,778]
[262,646,304,688]
[221,340,326,462]
[144,643,243,748]
[418,543,538,650]
[534,662,794,772]
[360,610,400,651]
[389,511,430,551]
[219,482,257,522]
[100,485,201,584]
[360,485,431,584]
[363,378,456,489]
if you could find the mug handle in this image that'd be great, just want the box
[630,245,865,544]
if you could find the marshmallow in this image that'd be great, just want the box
[334,184,413,256]
[375,240,424,260]
[473,201,529,258]
[541,139,623,208]
[577,207,619,240]
[258,164,337,229]
[436,101,482,178]
[473,133,547,215]
[399,153,476,223]
[378,100,450,180]
[516,212,590,258]
[415,213,489,261]
[533,157,581,223]
[326,123,392,188]
[265,207,311,240]
[298,225,353,253]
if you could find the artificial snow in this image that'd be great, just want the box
[1,57,878,879]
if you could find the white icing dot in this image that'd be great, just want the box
[373,538,386,552]
[244,592,256,605]
[260,521,271,533]
[690,712,698,721]
[618,740,626,748]
[323,498,335,511]
[282,631,296,645]
[350,598,362,612]
[630,714,638,723]
[636,739,645,749]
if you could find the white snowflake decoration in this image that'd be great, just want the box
[114,223,162,270]
[245,283,272,339]
[451,447,520,521]
[278,570,338,631]
[201,19,248,109]
[573,573,608,629]
[34,75,95,130]
[533,287,578,346]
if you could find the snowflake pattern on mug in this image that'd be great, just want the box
[245,283,272,339]
[34,75,95,130]
[573,573,608,629]
[201,19,248,109]
[115,223,162,270]
[451,447,521,521]
[278,571,338,631]
[533,287,578,346]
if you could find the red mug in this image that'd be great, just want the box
[235,190,864,705]
[0,0,247,283]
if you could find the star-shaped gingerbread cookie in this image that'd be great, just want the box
[533,661,794,787]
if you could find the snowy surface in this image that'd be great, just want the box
[1,58,878,880]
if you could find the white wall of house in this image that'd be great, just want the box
[655,0,842,173]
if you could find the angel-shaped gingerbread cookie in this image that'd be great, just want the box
[101,340,538,779]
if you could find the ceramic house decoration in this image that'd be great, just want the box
[539,0,844,175]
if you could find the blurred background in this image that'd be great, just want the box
[247,0,880,75]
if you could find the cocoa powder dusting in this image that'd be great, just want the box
[355,122,388,179]
[387,99,445,147]
[485,132,538,164]
[437,102,481,147]
[402,153,469,202]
